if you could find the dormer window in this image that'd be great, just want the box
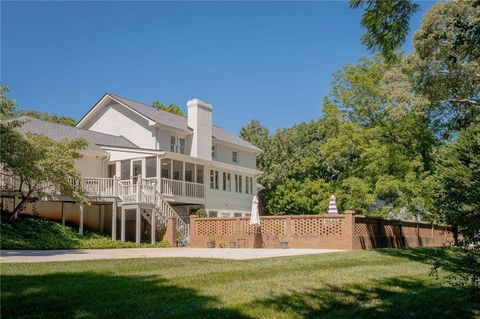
[212,145,217,159]
[232,151,239,163]
[170,136,185,154]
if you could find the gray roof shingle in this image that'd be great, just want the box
[17,116,138,153]
[108,93,262,152]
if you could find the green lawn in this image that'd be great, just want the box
[1,249,479,318]
[0,214,169,249]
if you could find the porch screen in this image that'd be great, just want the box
[185,163,195,182]
[146,157,156,178]
[120,160,130,180]
[172,160,183,180]
[196,165,204,184]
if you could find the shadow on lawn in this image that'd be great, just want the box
[374,247,463,273]
[1,272,251,319]
[249,277,480,319]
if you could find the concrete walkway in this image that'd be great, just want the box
[0,248,343,263]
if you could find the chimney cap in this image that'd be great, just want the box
[187,98,213,111]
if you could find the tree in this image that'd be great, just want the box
[152,100,184,116]
[434,123,480,242]
[0,86,16,120]
[1,131,90,221]
[0,88,89,222]
[350,0,418,62]
[405,0,480,136]
[239,119,270,171]
[239,119,270,152]
[16,110,77,126]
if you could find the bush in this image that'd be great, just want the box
[0,214,170,249]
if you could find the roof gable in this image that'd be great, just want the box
[77,93,262,153]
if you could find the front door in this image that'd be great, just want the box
[132,160,142,183]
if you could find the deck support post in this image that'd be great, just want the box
[112,201,117,240]
[151,209,156,245]
[79,202,84,235]
[61,202,65,225]
[121,206,126,241]
[135,205,141,244]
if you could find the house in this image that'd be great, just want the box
[0,93,262,245]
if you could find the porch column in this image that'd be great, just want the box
[99,205,105,233]
[112,201,117,240]
[151,209,156,244]
[182,161,186,196]
[79,203,84,235]
[121,207,126,241]
[135,205,141,244]
[158,157,162,194]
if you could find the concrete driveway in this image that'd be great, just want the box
[0,248,343,263]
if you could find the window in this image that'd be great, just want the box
[120,160,130,180]
[196,165,204,184]
[210,170,219,190]
[232,151,239,163]
[170,136,186,154]
[145,157,157,178]
[245,176,253,194]
[234,212,242,218]
[235,174,242,193]
[245,176,254,194]
[212,145,217,159]
[222,172,231,191]
[208,210,218,218]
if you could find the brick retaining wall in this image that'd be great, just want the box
[189,211,454,250]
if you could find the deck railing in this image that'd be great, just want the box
[0,170,190,245]
[161,178,204,198]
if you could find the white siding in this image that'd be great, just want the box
[213,143,256,169]
[85,103,156,149]
[205,165,256,214]
[75,154,104,177]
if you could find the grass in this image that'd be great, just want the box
[0,214,169,249]
[1,248,479,318]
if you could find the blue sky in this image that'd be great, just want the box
[1,1,434,133]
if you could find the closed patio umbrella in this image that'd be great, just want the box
[250,195,260,226]
[328,195,338,214]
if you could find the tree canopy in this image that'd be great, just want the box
[240,0,479,227]
[16,110,77,126]
[152,100,184,116]
[0,86,89,221]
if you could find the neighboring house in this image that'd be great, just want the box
[1,93,262,245]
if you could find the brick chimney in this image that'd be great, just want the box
[187,98,212,160]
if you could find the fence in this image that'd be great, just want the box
[189,211,454,250]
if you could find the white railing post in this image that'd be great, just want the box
[136,175,141,202]
[113,176,118,196]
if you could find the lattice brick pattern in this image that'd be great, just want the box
[195,219,235,236]
[240,219,257,235]
[294,218,343,236]
[260,218,285,235]
[355,219,378,236]
[382,222,403,236]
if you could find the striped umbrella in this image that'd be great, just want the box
[328,195,338,214]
